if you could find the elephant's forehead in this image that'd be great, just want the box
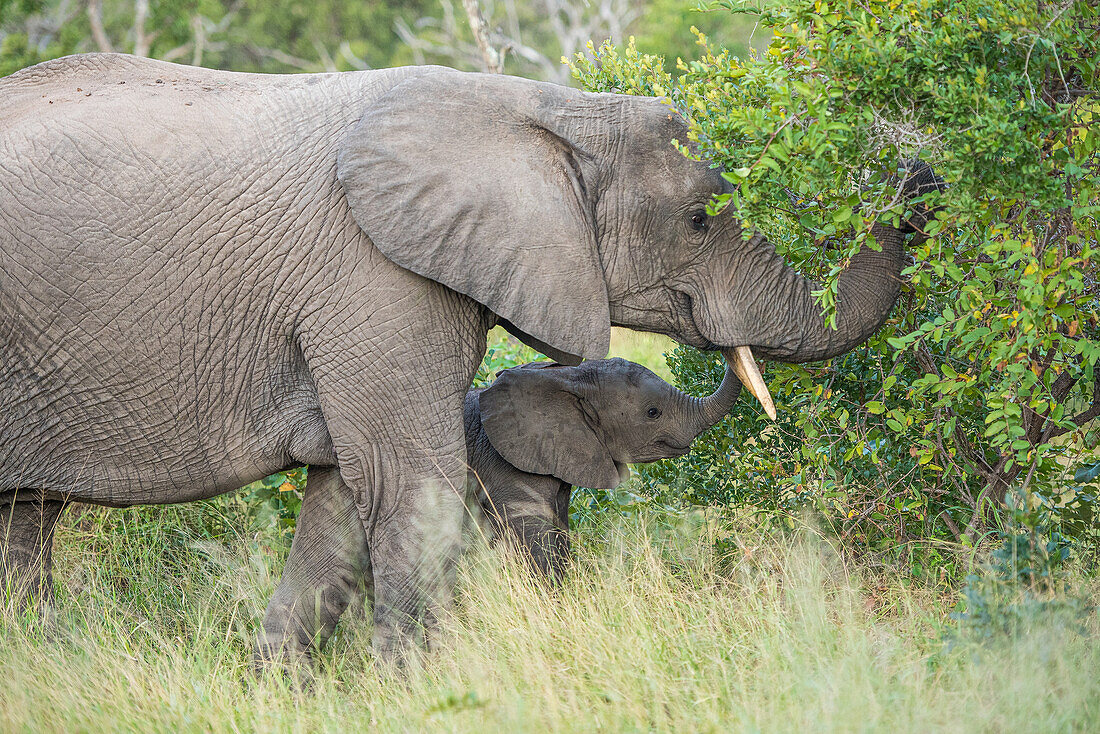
[612,145,725,201]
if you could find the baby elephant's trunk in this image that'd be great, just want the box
[687,351,743,434]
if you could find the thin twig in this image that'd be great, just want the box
[745,115,798,176]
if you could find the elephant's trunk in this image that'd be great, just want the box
[687,352,743,434]
[735,162,944,367]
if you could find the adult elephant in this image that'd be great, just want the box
[0,54,940,666]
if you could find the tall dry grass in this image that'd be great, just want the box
[1,504,1096,732]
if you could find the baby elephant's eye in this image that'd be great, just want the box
[646,406,662,420]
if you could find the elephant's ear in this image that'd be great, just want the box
[338,69,612,363]
[479,363,623,489]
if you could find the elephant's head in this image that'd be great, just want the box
[338,70,943,414]
[477,355,741,489]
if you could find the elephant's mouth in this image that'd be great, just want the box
[673,291,717,350]
[678,292,777,420]
[633,441,693,462]
[662,440,693,455]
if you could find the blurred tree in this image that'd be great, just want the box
[399,0,755,83]
[0,0,435,75]
[1,0,755,80]
[629,0,755,65]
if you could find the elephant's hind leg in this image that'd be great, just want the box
[255,467,370,675]
[0,495,67,615]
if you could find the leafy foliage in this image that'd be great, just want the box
[573,0,1100,565]
[473,327,543,387]
[236,466,306,537]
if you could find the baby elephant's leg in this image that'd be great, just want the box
[495,478,572,583]
[0,495,67,614]
[255,467,370,674]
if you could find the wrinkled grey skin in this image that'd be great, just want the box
[466,357,741,581]
[0,53,941,667]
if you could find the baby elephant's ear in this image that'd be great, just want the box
[479,364,622,489]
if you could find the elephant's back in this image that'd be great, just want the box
[0,54,439,127]
[1,53,362,123]
[0,55,426,271]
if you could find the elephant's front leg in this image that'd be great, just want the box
[293,268,488,666]
[297,362,475,665]
[487,477,573,584]
[255,466,369,673]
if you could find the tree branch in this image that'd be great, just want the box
[87,0,113,53]
[191,15,206,66]
[461,0,503,73]
[245,46,319,72]
[132,0,151,57]
[1045,372,1100,442]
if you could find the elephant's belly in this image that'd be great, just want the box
[0,344,333,507]
[0,406,331,507]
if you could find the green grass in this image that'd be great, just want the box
[1,502,1096,732]
[481,325,674,381]
[608,327,676,381]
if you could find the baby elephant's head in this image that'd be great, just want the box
[479,356,741,489]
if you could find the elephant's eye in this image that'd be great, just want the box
[646,406,662,420]
[689,210,707,232]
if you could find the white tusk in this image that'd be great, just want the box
[725,346,776,420]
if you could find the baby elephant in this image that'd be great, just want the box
[464,356,740,580]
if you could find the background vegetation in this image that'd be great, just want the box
[2,0,1098,729]
[0,0,755,78]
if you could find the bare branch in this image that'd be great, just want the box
[338,41,371,71]
[400,0,638,84]
[312,39,339,73]
[246,46,319,72]
[87,0,113,53]
[132,0,151,57]
[191,15,206,66]
[160,7,238,65]
[393,18,429,66]
[1045,372,1100,442]
[462,0,503,73]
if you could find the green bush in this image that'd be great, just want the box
[573,0,1100,572]
[953,486,1092,639]
[472,328,544,388]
